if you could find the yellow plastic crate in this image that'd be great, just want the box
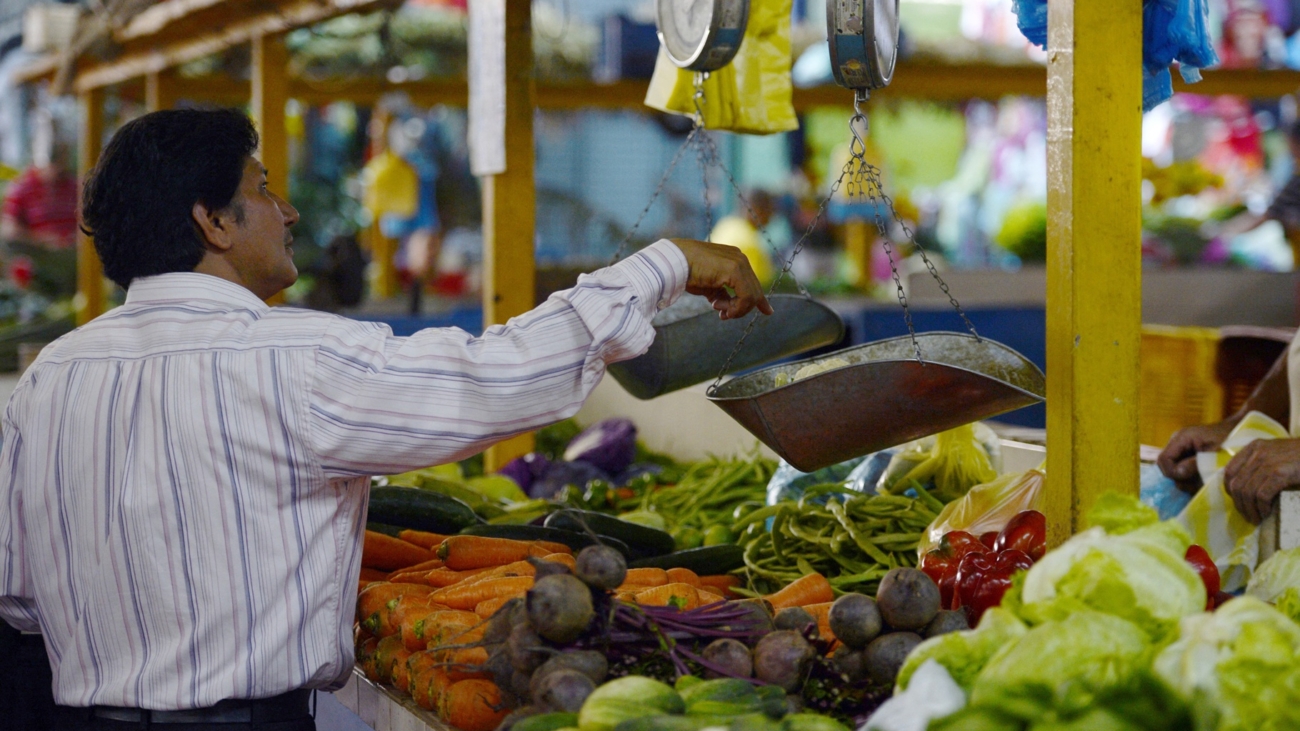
[1139,325,1224,448]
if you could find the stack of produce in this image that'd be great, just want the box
[918,510,1046,623]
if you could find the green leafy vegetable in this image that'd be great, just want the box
[1246,547,1300,604]
[896,607,1027,691]
[1086,493,1159,535]
[579,676,685,731]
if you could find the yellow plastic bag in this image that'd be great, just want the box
[879,424,999,502]
[360,150,419,220]
[643,0,797,134]
[916,468,1046,558]
[1177,410,1289,591]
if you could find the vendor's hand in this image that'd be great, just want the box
[669,238,774,320]
[1157,421,1234,492]
[1223,438,1300,524]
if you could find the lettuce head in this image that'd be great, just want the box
[895,607,1027,692]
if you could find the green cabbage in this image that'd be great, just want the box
[579,677,685,731]
[1014,522,1203,643]
[1086,493,1159,535]
[896,607,1028,691]
[1154,596,1300,731]
[970,611,1153,707]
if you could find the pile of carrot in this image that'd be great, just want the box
[355,530,578,731]
[613,566,745,610]
[765,573,837,643]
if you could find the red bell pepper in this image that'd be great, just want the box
[991,510,1047,561]
[955,548,1035,624]
[979,531,1000,549]
[920,531,986,608]
[1184,544,1220,610]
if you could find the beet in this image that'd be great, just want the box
[864,632,923,686]
[700,638,753,678]
[507,620,547,673]
[532,669,596,712]
[923,609,970,638]
[527,574,595,644]
[531,651,609,689]
[831,645,868,682]
[574,545,627,590]
[875,568,941,631]
[529,556,572,580]
[774,606,817,633]
[828,593,883,650]
[753,630,816,692]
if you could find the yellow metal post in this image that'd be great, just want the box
[364,106,400,300]
[76,87,105,325]
[482,0,537,471]
[1044,0,1144,544]
[251,32,289,305]
[843,218,870,289]
[144,69,177,112]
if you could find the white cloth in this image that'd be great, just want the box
[0,240,687,709]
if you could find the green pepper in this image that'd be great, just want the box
[702,524,733,546]
[673,526,704,550]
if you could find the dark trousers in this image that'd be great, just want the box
[0,624,59,730]
[49,714,316,731]
[52,690,315,730]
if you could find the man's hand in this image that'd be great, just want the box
[1223,438,1300,524]
[1157,421,1234,492]
[669,239,774,320]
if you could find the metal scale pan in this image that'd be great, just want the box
[607,0,845,401]
[608,293,845,400]
[707,0,1045,467]
[709,333,1046,472]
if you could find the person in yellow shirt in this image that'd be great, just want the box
[708,189,777,286]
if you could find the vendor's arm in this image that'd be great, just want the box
[307,239,770,476]
[1157,345,1290,488]
[0,401,41,633]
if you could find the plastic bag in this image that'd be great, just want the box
[643,0,797,134]
[766,454,868,505]
[877,424,1001,502]
[1246,547,1300,603]
[1140,462,1193,521]
[361,150,419,221]
[916,468,1045,558]
[863,660,966,731]
[1177,411,1289,591]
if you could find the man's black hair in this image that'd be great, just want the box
[80,108,259,289]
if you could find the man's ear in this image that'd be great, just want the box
[191,201,233,252]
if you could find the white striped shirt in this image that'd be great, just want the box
[0,240,687,710]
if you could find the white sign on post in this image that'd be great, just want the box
[468,0,506,177]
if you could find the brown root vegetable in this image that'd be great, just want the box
[531,668,596,712]
[831,645,868,683]
[508,670,534,702]
[875,568,940,631]
[753,630,816,692]
[774,606,816,633]
[527,574,595,644]
[727,599,775,634]
[530,651,609,690]
[923,609,970,638]
[700,638,753,678]
[828,593,883,649]
[574,545,627,590]
[864,631,923,686]
[529,556,573,580]
[483,598,525,645]
[507,621,548,673]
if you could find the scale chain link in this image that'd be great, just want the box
[610,127,700,263]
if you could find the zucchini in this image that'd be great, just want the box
[629,545,745,573]
[512,713,579,731]
[365,522,404,537]
[368,486,482,534]
[459,523,633,558]
[545,509,675,560]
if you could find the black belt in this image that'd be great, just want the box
[90,689,312,724]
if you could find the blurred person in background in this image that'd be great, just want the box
[709,189,778,288]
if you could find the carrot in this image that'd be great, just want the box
[356,636,381,682]
[391,644,416,691]
[635,582,701,610]
[666,568,701,586]
[406,650,440,695]
[438,535,560,570]
[698,590,725,606]
[540,553,577,569]
[474,595,515,618]
[529,541,573,557]
[444,647,491,682]
[411,610,482,649]
[615,584,655,594]
[401,605,453,651]
[356,582,437,635]
[372,635,410,684]
[387,557,446,580]
[360,567,389,583]
[622,568,669,587]
[766,573,834,611]
[363,530,434,571]
[698,575,742,598]
[804,601,835,642]
[439,679,510,731]
[411,666,454,711]
[432,576,535,610]
[398,529,449,550]
[378,593,447,638]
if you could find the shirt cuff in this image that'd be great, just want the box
[609,239,690,318]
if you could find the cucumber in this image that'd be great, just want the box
[459,523,633,558]
[628,545,745,573]
[614,715,737,731]
[368,486,482,534]
[365,522,404,537]
[545,510,675,560]
[513,713,579,731]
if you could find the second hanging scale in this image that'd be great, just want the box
[615,0,1046,472]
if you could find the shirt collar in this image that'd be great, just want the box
[124,272,270,313]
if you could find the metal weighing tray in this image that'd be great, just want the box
[607,293,845,400]
[707,332,1046,471]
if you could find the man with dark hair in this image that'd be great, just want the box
[0,108,771,730]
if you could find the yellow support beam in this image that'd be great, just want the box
[1044,0,1144,544]
[251,32,289,306]
[144,69,178,111]
[482,0,537,472]
[75,87,105,325]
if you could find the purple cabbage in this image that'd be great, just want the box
[498,452,552,493]
[562,419,637,476]
[529,460,611,500]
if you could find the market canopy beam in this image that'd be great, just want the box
[1044,0,1143,543]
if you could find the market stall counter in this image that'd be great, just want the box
[333,668,451,731]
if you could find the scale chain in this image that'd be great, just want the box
[610,127,700,263]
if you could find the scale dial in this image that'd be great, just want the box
[656,0,750,72]
[827,0,900,91]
